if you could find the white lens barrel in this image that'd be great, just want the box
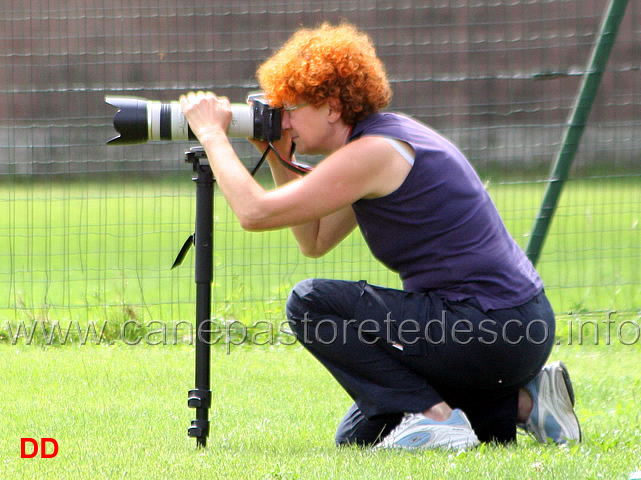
[147,101,161,140]
[170,101,191,139]
[146,100,190,141]
[228,104,254,138]
[147,100,253,141]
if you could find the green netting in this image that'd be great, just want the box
[1,1,639,331]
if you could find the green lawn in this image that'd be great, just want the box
[1,342,640,479]
[2,174,641,477]
[1,176,640,330]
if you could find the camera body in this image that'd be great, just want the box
[106,93,281,145]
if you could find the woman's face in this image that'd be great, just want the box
[281,102,332,155]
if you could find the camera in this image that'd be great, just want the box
[105,93,281,144]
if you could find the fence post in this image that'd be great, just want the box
[525,0,629,266]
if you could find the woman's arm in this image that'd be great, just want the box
[252,136,358,257]
[180,92,410,257]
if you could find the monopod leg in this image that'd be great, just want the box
[186,147,213,448]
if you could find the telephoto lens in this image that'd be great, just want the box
[105,94,281,144]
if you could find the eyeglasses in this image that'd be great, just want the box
[283,102,309,112]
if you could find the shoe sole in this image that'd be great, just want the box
[445,432,480,450]
[374,410,480,451]
[556,361,575,407]
[551,361,582,442]
[375,431,479,451]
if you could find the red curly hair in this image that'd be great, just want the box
[257,23,391,126]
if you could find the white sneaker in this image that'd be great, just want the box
[375,408,480,450]
[521,361,582,444]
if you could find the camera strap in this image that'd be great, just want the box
[173,143,313,270]
[252,142,313,176]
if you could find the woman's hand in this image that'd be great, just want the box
[179,91,232,144]
[247,128,294,160]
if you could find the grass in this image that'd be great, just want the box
[0,175,640,477]
[1,176,640,329]
[1,341,640,479]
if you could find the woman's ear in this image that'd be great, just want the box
[327,97,342,123]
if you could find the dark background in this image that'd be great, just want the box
[1,0,639,177]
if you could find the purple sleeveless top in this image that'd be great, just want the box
[350,113,542,311]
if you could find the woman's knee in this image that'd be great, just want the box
[285,278,316,321]
[286,278,359,320]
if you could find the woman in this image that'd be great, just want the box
[180,23,581,449]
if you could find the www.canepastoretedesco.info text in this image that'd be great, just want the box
[2,313,639,348]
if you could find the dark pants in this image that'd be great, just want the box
[286,279,555,445]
